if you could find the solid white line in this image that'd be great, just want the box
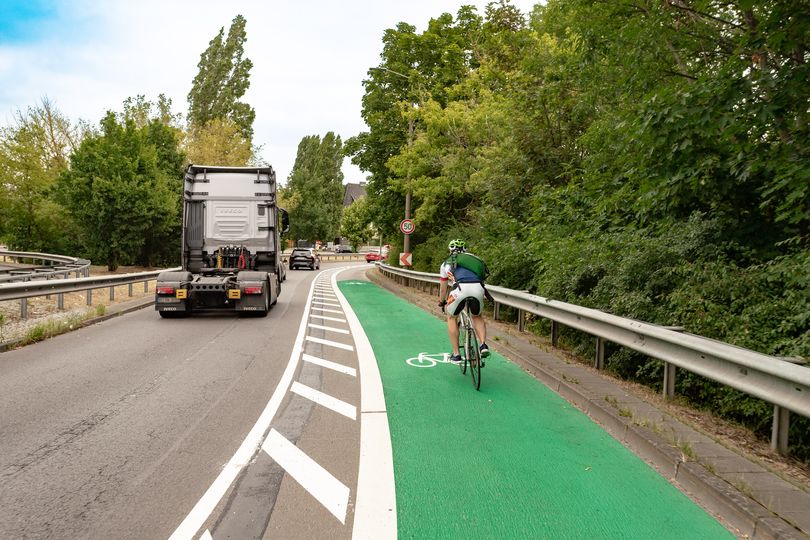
[302,353,357,377]
[310,307,343,314]
[332,269,397,539]
[168,276,319,540]
[290,381,357,420]
[312,300,341,307]
[200,531,213,540]
[306,336,354,351]
[309,314,347,323]
[308,323,350,335]
[262,429,350,524]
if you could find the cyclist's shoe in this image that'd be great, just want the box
[448,354,463,364]
[479,343,490,358]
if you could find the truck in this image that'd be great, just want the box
[155,164,289,318]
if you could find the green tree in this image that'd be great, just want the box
[183,117,253,166]
[340,195,374,249]
[0,99,80,252]
[56,112,181,269]
[284,133,344,244]
[187,14,255,141]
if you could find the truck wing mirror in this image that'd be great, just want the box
[279,208,290,233]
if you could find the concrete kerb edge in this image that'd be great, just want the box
[366,269,807,540]
[0,297,155,353]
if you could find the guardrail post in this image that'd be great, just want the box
[551,321,559,347]
[128,283,133,297]
[595,337,605,370]
[21,298,28,319]
[109,286,115,301]
[58,293,64,310]
[87,289,92,306]
[663,362,676,399]
[771,405,790,455]
[517,309,526,332]
[144,280,149,293]
[493,301,500,321]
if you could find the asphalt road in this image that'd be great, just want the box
[0,262,370,540]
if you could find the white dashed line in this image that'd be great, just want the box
[200,530,213,540]
[312,301,341,308]
[306,336,354,351]
[290,381,357,420]
[302,353,357,377]
[310,307,344,315]
[308,323,350,335]
[262,429,350,524]
[309,314,347,323]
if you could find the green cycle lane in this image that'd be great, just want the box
[339,279,733,540]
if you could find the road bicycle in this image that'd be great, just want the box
[457,301,483,390]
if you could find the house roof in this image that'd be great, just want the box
[343,182,367,206]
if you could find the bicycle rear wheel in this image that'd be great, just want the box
[458,311,468,375]
[467,316,481,390]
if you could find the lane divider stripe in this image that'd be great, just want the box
[306,336,354,351]
[312,301,341,308]
[308,323,350,335]
[309,314,347,323]
[311,307,343,315]
[262,429,350,524]
[302,353,357,377]
[290,381,357,420]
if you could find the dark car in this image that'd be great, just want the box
[365,252,383,263]
[289,248,320,270]
[335,245,353,253]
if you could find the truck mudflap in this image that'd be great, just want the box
[234,271,275,316]
[155,271,193,317]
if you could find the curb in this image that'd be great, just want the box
[367,269,808,540]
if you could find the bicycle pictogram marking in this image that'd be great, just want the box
[405,352,453,368]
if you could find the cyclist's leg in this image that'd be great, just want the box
[469,283,487,347]
[447,315,460,356]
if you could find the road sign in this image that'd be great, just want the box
[399,252,412,266]
[400,219,415,235]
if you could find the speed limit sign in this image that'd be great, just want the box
[400,219,415,235]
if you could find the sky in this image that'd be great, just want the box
[0,0,539,184]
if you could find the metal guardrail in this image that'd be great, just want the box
[0,268,177,319]
[376,263,810,455]
[0,250,91,283]
[280,252,366,263]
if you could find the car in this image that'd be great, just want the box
[335,245,353,253]
[289,248,320,270]
[365,252,383,263]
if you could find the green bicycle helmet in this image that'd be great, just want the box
[448,239,466,252]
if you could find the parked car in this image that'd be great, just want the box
[336,245,353,253]
[289,248,320,270]
[365,252,383,263]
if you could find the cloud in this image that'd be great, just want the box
[0,0,539,183]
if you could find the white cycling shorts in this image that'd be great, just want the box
[446,282,485,316]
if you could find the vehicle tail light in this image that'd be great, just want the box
[157,286,175,295]
[244,286,263,295]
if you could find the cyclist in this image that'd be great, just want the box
[437,239,490,364]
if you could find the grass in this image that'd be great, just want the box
[19,310,97,346]
[677,439,697,461]
[562,373,580,385]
